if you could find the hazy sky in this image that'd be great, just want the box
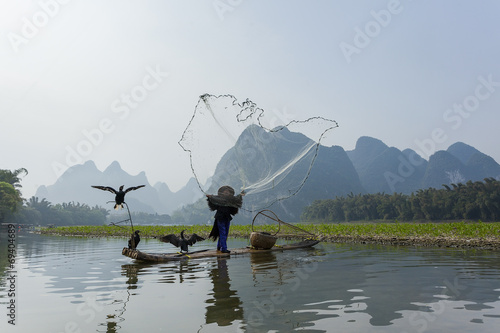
[1,0,500,198]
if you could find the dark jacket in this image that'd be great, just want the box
[207,196,240,240]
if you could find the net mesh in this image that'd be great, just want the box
[179,94,338,212]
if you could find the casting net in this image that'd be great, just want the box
[179,94,338,212]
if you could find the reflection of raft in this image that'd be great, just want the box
[122,239,319,263]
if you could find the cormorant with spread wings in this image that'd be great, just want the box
[91,185,145,209]
[159,230,205,252]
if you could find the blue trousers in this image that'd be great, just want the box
[216,219,230,251]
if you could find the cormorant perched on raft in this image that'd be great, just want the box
[128,230,140,249]
[91,185,145,209]
[159,230,205,252]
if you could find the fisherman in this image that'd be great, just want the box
[206,186,245,253]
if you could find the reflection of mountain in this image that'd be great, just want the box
[228,245,500,331]
[3,235,500,331]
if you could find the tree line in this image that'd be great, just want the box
[1,168,108,226]
[1,167,174,226]
[0,168,27,223]
[301,178,500,222]
[12,196,172,227]
[4,167,500,225]
[13,197,109,226]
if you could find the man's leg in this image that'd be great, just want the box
[218,219,229,252]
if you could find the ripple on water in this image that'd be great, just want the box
[2,234,500,332]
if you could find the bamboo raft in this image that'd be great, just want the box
[122,239,320,262]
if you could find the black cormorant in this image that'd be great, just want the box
[91,185,145,209]
[128,230,140,249]
[159,230,205,252]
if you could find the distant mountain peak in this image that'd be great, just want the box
[447,142,482,165]
[33,134,500,222]
[154,181,171,191]
[58,159,98,181]
[186,177,199,186]
[83,160,97,168]
[347,136,392,177]
[349,136,389,161]
[402,148,427,165]
[355,136,387,149]
[105,161,122,172]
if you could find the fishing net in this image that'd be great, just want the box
[179,94,338,212]
[251,209,317,240]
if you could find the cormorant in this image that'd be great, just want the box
[128,230,140,249]
[159,230,205,252]
[91,185,145,209]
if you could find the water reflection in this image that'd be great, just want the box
[283,245,500,332]
[122,264,142,288]
[95,263,148,333]
[237,248,326,332]
[250,251,279,281]
[230,245,500,332]
[205,258,243,326]
[157,260,207,284]
[1,234,500,332]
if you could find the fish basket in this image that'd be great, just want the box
[250,210,280,249]
[249,232,277,249]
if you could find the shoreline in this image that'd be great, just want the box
[38,222,500,250]
[321,234,500,250]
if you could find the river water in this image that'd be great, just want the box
[1,231,500,332]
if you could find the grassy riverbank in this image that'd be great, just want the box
[39,222,500,249]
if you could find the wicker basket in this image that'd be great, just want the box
[251,210,281,249]
[250,231,277,249]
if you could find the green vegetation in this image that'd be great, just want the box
[306,221,500,239]
[5,165,500,249]
[40,221,500,241]
[0,182,22,222]
[0,168,28,192]
[0,168,27,223]
[12,197,108,226]
[13,197,174,227]
[302,178,500,222]
[129,212,173,225]
[40,224,273,238]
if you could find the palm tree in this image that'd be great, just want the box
[27,197,52,216]
[0,182,23,221]
[0,168,28,190]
